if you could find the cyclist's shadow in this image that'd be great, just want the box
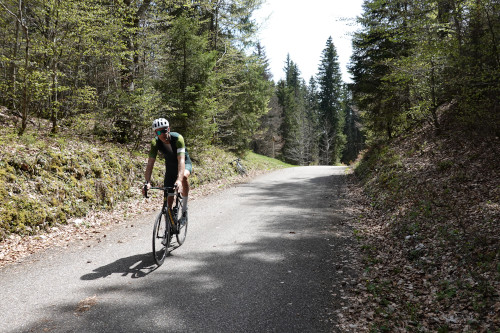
[81,253,157,280]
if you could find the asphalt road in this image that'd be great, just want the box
[0,166,356,333]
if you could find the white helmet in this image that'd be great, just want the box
[152,118,169,131]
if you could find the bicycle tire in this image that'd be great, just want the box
[152,211,170,265]
[176,207,188,245]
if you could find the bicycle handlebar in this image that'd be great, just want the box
[144,185,178,198]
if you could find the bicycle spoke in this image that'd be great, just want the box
[176,211,188,245]
[149,189,186,265]
[152,211,170,265]
[175,199,188,246]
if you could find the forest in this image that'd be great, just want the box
[1,0,498,165]
[350,0,499,140]
[0,0,362,165]
[1,0,499,156]
[0,0,272,151]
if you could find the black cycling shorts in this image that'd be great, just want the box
[163,156,193,187]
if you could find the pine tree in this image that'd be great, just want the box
[341,87,364,163]
[217,49,273,153]
[350,0,414,141]
[155,13,217,144]
[350,0,500,139]
[317,37,345,165]
[252,44,281,157]
[304,76,320,164]
[277,55,308,164]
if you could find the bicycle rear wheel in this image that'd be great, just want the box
[152,211,170,265]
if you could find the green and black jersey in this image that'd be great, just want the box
[148,132,192,186]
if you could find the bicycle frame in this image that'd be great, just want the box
[148,186,181,224]
[165,194,181,228]
[230,158,247,175]
[148,185,188,266]
[147,185,187,266]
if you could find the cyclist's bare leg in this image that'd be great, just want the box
[181,170,190,215]
[165,170,189,210]
[181,170,190,197]
[167,195,174,209]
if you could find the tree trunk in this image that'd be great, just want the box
[50,65,58,134]
[19,24,29,136]
[9,11,20,110]
[120,0,151,91]
[484,3,500,68]
[429,60,440,132]
[0,0,29,133]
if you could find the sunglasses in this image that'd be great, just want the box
[156,129,168,135]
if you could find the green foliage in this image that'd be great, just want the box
[276,55,316,165]
[0,0,270,154]
[342,92,364,164]
[274,38,354,166]
[155,13,218,143]
[350,0,500,140]
[216,50,273,154]
[317,37,346,165]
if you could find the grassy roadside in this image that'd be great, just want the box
[0,125,291,243]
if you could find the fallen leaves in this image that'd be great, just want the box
[75,295,98,313]
[338,123,500,332]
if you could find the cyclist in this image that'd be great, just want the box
[143,118,192,223]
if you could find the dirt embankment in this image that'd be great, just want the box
[340,120,499,332]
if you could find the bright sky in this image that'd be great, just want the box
[253,0,365,83]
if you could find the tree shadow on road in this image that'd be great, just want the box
[17,168,358,333]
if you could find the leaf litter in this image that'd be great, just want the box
[337,120,499,332]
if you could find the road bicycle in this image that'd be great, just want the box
[144,185,188,266]
[230,158,247,175]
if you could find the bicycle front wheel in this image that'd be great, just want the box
[176,210,188,245]
[152,211,170,266]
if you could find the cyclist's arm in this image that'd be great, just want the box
[145,157,155,184]
[145,138,159,185]
[175,154,185,189]
[174,133,187,189]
